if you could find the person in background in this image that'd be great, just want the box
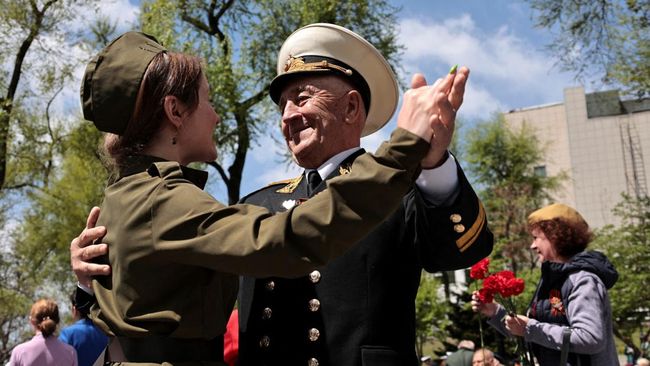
[9,298,77,366]
[70,23,493,366]
[471,348,501,366]
[472,203,619,366]
[447,339,475,366]
[59,288,108,366]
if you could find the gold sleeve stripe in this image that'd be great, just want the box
[456,201,486,252]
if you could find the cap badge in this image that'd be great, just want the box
[284,55,353,76]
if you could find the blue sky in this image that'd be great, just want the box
[75,0,597,202]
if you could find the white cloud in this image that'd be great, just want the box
[398,16,575,117]
[461,83,504,118]
[95,0,141,33]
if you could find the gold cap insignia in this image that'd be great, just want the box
[284,55,353,76]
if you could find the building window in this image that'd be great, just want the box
[534,165,547,177]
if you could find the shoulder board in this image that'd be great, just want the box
[275,175,303,193]
[239,174,304,203]
[267,175,300,186]
[338,162,353,176]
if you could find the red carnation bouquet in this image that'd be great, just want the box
[470,257,532,365]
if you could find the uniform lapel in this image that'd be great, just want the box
[312,149,365,196]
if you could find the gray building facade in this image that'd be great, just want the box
[503,86,650,228]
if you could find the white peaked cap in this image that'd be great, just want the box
[270,23,399,137]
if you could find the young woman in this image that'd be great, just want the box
[77,30,450,364]
[472,203,619,366]
[10,299,77,365]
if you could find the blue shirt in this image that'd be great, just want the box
[59,318,108,366]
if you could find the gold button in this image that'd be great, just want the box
[265,281,275,291]
[309,270,321,283]
[450,214,462,223]
[262,307,272,320]
[308,299,321,312]
[308,358,319,366]
[259,335,270,348]
[308,328,320,342]
[454,224,465,233]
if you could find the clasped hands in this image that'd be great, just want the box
[396,66,469,169]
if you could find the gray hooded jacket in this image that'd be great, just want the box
[488,251,619,366]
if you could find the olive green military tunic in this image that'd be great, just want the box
[90,128,427,365]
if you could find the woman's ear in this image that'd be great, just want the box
[344,90,364,125]
[163,95,185,128]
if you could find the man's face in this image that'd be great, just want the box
[277,75,360,168]
[472,351,495,365]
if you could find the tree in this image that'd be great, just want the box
[527,0,650,98]
[415,272,452,358]
[16,122,106,289]
[463,114,564,273]
[0,0,98,190]
[0,121,106,363]
[591,194,650,358]
[140,0,402,204]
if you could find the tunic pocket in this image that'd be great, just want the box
[361,345,401,366]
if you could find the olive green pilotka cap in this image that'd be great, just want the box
[80,31,167,135]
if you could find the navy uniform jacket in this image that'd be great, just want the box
[238,151,493,366]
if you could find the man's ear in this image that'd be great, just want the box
[344,90,364,125]
[163,95,184,128]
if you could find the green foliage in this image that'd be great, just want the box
[0,0,100,188]
[591,194,650,355]
[139,0,402,203]
[527,0,650,98]
[15,122,106,289]
[415,272,452,357]
[463,114,564,272]
[0,1,102,361]
[0,250,33,361]
[0,121,105,362]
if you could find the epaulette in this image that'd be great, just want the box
[239,174,304,203]
[338,162,352,176]
[275,175,303,193]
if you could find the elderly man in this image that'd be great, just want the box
[71,23,492,366]
[472,348,502,366]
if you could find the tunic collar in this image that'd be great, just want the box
[119,155,209,189]
[305,147,363,179]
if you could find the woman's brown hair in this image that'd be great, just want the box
[103,51,204,172]
[30,299,60,338]
[530,218,593,259]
